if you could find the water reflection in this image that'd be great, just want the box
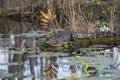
[0,18,38,80]
[0,18,120,80]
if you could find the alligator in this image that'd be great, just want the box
[46,29,76,46]
[46,29,120,46]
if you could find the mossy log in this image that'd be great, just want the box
[40,37,120,52]
[75,37,120,48]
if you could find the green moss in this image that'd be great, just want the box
[75,37,120,48]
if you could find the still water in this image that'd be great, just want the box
[0,18,120,80]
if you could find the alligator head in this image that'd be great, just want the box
[46,30,76,46]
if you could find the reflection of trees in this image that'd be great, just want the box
[4,20,32,80]
[70,65,76,73]
[3,19,39,80]
[43,56,58,79]
[0,19,9,34]
[0,0,7,16]
[7,52,23,80]
[0,19,32,34]
[29,57,35,80]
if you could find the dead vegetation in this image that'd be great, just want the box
[0,0,120,33]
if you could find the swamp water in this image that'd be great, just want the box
[0,19,120,80]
